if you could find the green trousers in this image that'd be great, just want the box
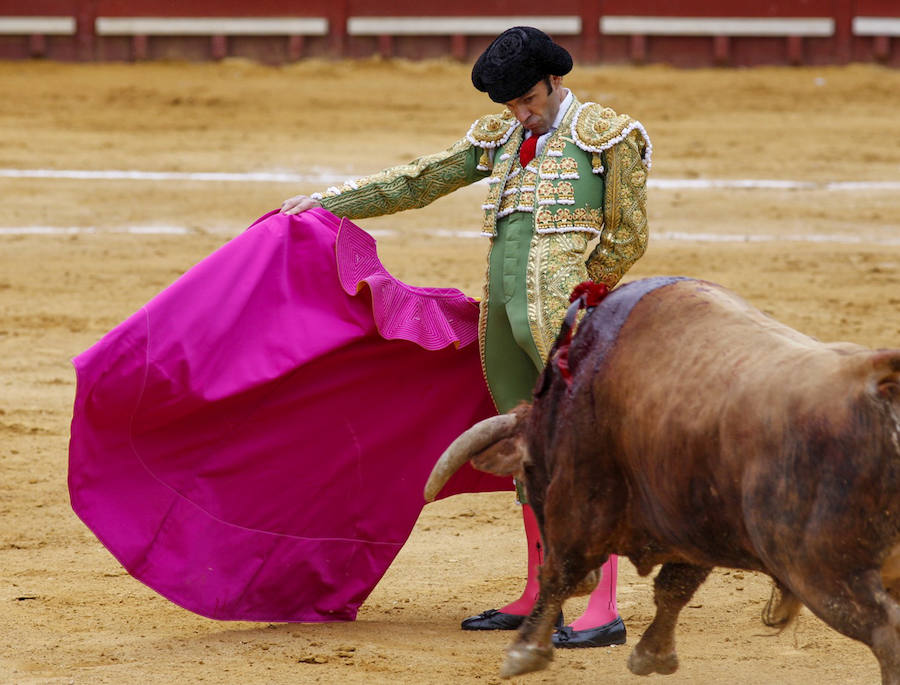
[483,212,544,411]
[482,213,543,503]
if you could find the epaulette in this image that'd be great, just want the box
[571,102,653,173]
[466,111,520,149]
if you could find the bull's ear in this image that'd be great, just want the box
[470,435,527,479]
[871,350,900,400]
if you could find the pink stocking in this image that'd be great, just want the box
[569,555,619,630]
[498,504,542,615]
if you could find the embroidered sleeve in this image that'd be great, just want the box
[316,138,488,220]
[585,129,650,288]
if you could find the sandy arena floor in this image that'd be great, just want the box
[1,58,899,684]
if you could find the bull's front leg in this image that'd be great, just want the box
[628,562,711,676]
[499,557,567,679]
[500,543,602,676]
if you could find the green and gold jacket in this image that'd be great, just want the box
[313,95,651,360]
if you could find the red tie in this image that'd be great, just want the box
[519,135,538,167]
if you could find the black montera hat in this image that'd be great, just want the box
[471,26,573,103]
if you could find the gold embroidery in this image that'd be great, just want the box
[479,126,524,235]
[522,170,538,186]
[519,191,535,207]
[484,181,502,204]
[536,207,554,231]
[537,180,555,203]
[583,207,603,230]
[539,158,560,178]
[526,231,591,359]
[477,248,497,408]
[586,129,649,287]
[559,206,603,232]
[560,157,579,178]
[468,111,519,147]
[482,209,494,235]
[573,103,635,151]
[554,207,573,226]
[556,181,575,204]
[547,138,566,156]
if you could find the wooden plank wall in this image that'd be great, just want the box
[0,0,896,66]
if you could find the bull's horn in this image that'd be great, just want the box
[424,414,520,502]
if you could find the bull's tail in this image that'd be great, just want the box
[761,582,802,631]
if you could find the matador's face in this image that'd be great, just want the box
[503,75,565,136]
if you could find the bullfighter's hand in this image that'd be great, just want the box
[280,194,322,215]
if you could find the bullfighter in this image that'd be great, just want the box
[281,25,652,648]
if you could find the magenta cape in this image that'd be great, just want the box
[68,208,511,623]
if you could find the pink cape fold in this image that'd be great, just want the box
[68,208,511,623]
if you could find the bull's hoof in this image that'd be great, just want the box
[499,643,553,678]
[627,644,679,676]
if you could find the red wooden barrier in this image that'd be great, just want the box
[0,0,896,66]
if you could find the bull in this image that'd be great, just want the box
[425,277,900,683]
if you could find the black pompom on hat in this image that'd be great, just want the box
[472,26,572,103]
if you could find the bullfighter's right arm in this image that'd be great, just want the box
[312,138,490,220]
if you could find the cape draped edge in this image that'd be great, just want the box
[68,208,512,623]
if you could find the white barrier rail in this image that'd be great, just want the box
[0,16,75,34]
[347,16,581,35]
[95,17,329,36]
[599,16,835,36]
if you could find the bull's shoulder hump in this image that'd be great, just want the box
[466,111,520,149]
[637,279,830,352]
[572,277,692,354]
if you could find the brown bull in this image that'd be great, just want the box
[425,277,900,683]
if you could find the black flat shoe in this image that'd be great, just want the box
[460,609,565,631]
[552,616,627,648]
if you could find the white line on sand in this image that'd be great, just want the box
[0,226,191,235]
[2,168,899,191]
[2,225,898,245]
[0,169,347,183]
[653,231,900,245]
